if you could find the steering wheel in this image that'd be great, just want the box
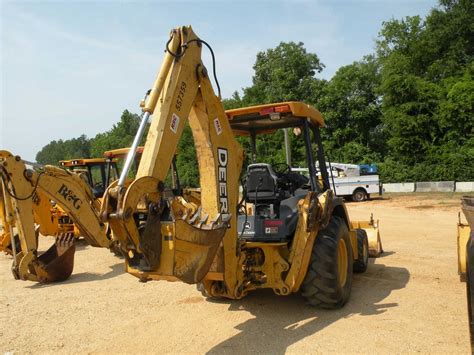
[272,163,291,175]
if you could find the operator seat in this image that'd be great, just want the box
[245,164,279,203]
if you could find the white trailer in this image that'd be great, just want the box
[293,162,382,202]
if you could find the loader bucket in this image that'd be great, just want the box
[32,234,76,283]
[462,196,474,228]
[459,196,474,280]
[351,218,383,257]
[458,221,470,279]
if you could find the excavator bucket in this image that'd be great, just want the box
[32,234,76,283]
[351,216,383,257]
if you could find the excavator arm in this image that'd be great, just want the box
[0,151,112,282]
[101,26,243,286]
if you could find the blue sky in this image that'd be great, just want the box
[1,0,436,161]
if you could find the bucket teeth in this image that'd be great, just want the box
[188,206,201,224]
[197,214,209,228]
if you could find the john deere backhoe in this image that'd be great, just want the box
[97,25,382,307]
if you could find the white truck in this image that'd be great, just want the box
[293,162,382,202]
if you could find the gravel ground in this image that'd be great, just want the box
[1,193,470,353]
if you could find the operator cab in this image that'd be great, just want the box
[227,102,330,242]
[59,158,119,198]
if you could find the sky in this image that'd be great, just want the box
[1,0,437,161]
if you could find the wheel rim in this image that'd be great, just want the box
[355,191,363,201]
[337,239,348,287]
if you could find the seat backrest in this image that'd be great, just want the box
[245,164,278,202]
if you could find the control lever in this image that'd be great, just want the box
[254,177,263,230]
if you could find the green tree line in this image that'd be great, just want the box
[36,0,473,184]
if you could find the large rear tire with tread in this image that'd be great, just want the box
[301,215,353,309]
[353,229,369,273]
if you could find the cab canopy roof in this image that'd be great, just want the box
[59,158,109,167]
[103,146,144,159]
[225,101,325,136]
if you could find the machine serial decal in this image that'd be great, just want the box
[170,113,180,134]
[217,148,228,213]
[213,118,223,135]
[57,184,82,209]
[175,81,186,111]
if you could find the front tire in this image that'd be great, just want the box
[353,229,369,273]
[301,215,353,308]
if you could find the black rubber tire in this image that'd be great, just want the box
[352,189,367,202]
[301,215,353,309]
[353,229,369,273]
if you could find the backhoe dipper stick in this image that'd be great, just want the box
[118,30,180,188]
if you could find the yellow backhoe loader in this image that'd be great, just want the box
[0,148,146,281]
[0,152,114,282]
[96,25,383,307]
[457,196,474,348]
[0,157,118,255]
[0,163,74,256]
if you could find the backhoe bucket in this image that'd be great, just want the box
[33,234,76,282]
[173,218,229,284]
[351,217,383,257]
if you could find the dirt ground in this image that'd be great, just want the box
[1,193,471,353]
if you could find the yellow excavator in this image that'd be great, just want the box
[2,26,382,308]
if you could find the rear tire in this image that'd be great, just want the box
[301,215,353,308]
[352,189,367,202]
[353,229,369,273]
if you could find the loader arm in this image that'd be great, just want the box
[0,150,112,282]
[102,26,243,287]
